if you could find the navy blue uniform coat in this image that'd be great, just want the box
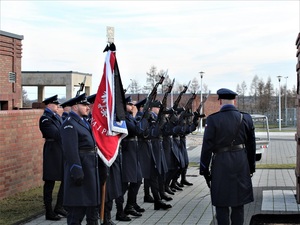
[121,112,148,183]
[39,109,63,181]
[60,111,100,207]
[200,104,256,207]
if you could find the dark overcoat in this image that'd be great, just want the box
[162,120,185,170]
[120,112,147,183]
[39,108,63,181]
[135,111,155,179]
[98,150,122,202]
[200,104,256,207]
[60,111,100,207]
[149,112,168,175]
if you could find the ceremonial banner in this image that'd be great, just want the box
[92,47,127,167]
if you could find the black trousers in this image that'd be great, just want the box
[43,180,63,207]
[122,181,142,206]
[67,206,98,225]
[148,166,161,201]
[215,205,244,225]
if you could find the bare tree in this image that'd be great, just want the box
[190,77,200,93]
[22,89,31,108]
[144,66,168,94]
[129,79,141,94]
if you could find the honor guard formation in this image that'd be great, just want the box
[39,85,255,225]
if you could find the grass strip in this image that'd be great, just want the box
[0,183,59,225]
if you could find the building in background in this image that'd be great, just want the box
[0,30,23,110]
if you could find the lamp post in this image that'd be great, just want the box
[277,76,282,131]
[199,71,204,133]
[285,76,288,126]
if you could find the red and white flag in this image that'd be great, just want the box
[92,47,127,167]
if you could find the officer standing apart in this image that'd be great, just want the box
[199,88,256,225]
[60,93,100,225]
[39,95,67,221]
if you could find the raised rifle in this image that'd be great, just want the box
[172,81,190,110]
[178,93,197,124]
[157,78,175,124]
[76,75,87,97]
[195,91,210,115]
[142,75,165,117]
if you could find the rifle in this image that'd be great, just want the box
[195,91,210,115]
[178,93,197,124]
[157,78,175,124]
[172,81,190,110]
[76,75,86,97]
[142,75,165,116]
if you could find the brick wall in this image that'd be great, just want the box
[0,32,23,109]
[0,109,44,200]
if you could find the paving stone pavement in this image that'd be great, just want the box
[23,131,300,225]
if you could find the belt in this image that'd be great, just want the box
[123,136,138,141]
[79,147,96,153]
[213,144,245,154]
[45,139,55,142]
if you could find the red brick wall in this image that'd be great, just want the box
[0,33,23,109]
[0,109,44,200]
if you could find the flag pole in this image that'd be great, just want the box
[99,26,114,223]
[100,180,106,224]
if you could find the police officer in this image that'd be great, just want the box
[148,100,172,210]
[116,96,147,218]
[39,95,67,220]
[200,88,256,225]
[87,93,123,225]
[60,99,72,121]
[134,98,155,203]
[60,93,100,225]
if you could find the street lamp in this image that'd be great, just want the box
[285,76,288,126]
[277,76,282,131]
[199,71,204,133]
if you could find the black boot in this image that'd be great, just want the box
[124,204,142,217]
[181,168,193,186]
[54,204,68,217]
[154,200,172,210]
[160,192,173,201]
[45,204,61,221]
[116,199,131,221]
[170,180,183,191]
[101,211,116,225]
[144,194,155,203]
[165,185,175,195]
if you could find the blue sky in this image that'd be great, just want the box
[1,1,299,99]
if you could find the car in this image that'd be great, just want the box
[251,114,270,161]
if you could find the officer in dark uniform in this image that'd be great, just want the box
[60,93,100,225]
[200,88,256,225]
[162,110,187,195]
[116,96,147,218]
[39,94,67,221]
[60,99,72,121]
[87,93,123,225]
[134,98,154,203]
[147,100,172,210]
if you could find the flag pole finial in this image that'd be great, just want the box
[104,26,116,52]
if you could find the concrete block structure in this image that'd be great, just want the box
[22,71,92,102]
[0,30,24,110]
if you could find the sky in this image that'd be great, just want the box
[1,0,299,100]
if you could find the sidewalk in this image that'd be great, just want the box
[24,132,299,225]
